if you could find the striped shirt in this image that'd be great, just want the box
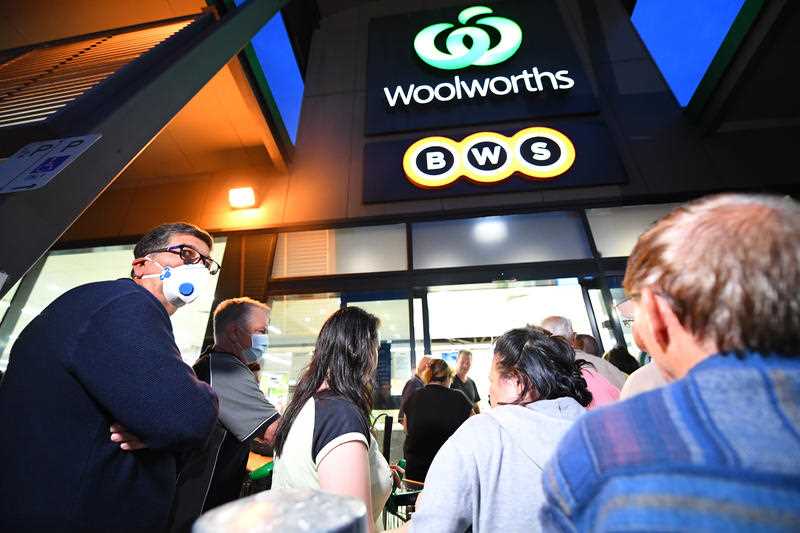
[541,353,800,532]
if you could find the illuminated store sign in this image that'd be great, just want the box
[413,6,522,70]
[366,1,598,135]
[362,121,626,203]
[403,127,575,189]
[385,5,574,109]
[383,68,574,108]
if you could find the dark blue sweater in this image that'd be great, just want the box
[0,279,218,532]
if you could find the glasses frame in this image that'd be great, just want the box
[149,244,221,275]
[615,290,682,322]
[614,294,638,322]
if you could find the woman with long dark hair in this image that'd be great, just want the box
[272,307,392,532]
[396,326,591,532]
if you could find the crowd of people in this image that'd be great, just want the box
[0,192,798,532]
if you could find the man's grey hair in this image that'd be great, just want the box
[541,316,575,340]
[213,297,270,342]
[131,222,213,277]
[624,193,800,355]
[133,222,213,259]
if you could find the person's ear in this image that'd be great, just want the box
[515,375,525,397]
[131,258,148,278]
[227,322,242,344]
[640,287,669,352]
[654,293,688,343]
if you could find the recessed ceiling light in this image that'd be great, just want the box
[228,187,256,209]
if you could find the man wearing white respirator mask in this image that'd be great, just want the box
[0,222,220,533]
[168,297,280,533]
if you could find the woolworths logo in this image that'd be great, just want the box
[383,5,575,109]
[414,6,522,70]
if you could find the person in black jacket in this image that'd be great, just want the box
[403,359,472,482]
[0,222,220,532]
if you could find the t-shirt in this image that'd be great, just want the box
[403,384,473,482]
[581,368,620,409]
[619,361,668,399]
[0,279,218,532]
[273,391,392,523]
[575,350,628,389]
[273,390,371,491]
[451,375,480,405]
[398,375,424,421]
[193,352,279,509]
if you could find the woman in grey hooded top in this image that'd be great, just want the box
[400,326,592,533]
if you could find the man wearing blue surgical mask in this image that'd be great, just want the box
[0,222,220,533]
[169,297,280,532]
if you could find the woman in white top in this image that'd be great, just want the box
[272,307,392,532]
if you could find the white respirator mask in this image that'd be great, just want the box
[140,259,209,307]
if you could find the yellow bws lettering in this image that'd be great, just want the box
[403,127,576,189]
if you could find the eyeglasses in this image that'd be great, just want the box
[615,291,681,322]
[614,294,639,321]
[149,244,221,275]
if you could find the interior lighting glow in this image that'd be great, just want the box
[473,218,508,243]
[228,187,256,209]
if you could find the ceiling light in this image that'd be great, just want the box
[228,187,256,209]
[474,218,508,243]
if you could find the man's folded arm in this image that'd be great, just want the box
[69,294,219,451]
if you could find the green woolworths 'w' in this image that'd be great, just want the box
[413,5,523,70]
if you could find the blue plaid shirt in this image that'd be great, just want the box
[541,353,800,532]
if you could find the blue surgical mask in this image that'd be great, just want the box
[241,333,269,364]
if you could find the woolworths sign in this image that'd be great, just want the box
[366,1,597,135]
[384,5,574,109]
[413,6,522,70]
[383,68,575,108]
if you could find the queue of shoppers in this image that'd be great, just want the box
[0,192,798,532]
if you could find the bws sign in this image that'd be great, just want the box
[366,1,597,135]
[362,121,627,204]
[404,127,575,188]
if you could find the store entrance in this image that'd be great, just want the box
[266,277,611,415]
[424,278,599,412]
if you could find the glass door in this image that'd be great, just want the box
[425,278,595,411]
[342,291,416,409]
[265,293,342,410]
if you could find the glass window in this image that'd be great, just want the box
[345,298,412,398]
[413,297,425,360]
[586,203,680,257]
[588,286,641,359]
[271,224,407,278]
[412,212,592,270]
[264,294,341,409]
[588,289,617,354]
[426,279,593,411]
[264,293,415,416]
[0,239,226,371]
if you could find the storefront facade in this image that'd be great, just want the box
[2,0,798,417]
